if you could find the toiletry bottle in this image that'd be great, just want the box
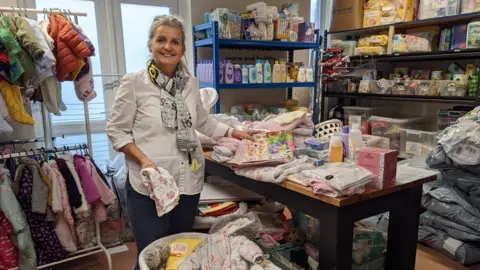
[219,60,224,83]
[242,65,249,83]
[306,66,314,82]
[234,64,242,83]
[256,59,263,83]
[249,65,257,83]
[348,116,363,161]
[272,61,280,83]
[280,61,287,82]
[339,126,350,161]
[297,66,306,82]
[264,60,272,83]
[225,60,234,84]
[328,135,343,163]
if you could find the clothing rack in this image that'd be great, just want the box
[0,6,111,269]
[0,137,45,146]
[0,6,93,156]
[1,143,113,270]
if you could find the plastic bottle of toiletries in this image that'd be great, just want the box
[225,60,234,84]
[249,65,257,83]
[219,60,224,83]
[234,64,242,83]
[328,134,343,163]
[306,66,314,82]
[297,66,306,82]
[242,65,249,83]
[348,117,363,161]
[256,60,263,83]
[340,126,350,161]
[280,61,287,82]
[264,60,272,83]
[272,61,280,83]
[207,60,212,83]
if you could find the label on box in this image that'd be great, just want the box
[398,85,405,91]
[406,141,423,156]
[443,237,462,256]
[448,84,456,92]
[432,0,448,9]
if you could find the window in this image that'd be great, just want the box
[26,0,179,167]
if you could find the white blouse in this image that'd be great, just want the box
[106,70,229,196]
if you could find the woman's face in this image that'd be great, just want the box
[149,25,184,69]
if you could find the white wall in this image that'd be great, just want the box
[190,0,313,112]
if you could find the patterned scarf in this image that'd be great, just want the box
[148,61,198,153]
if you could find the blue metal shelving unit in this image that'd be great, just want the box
[193,21,322,123]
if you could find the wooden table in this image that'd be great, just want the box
[204,153,436,270]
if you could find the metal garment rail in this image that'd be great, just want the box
[1,145,113,270]
[0,6,111,269]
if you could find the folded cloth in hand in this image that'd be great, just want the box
[234,156,315,183]
[197,131,217,146]
[140,167,180,217]
[212,146,234,163]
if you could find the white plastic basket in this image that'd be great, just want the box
[315,119,343,139]
[139,232,208,270]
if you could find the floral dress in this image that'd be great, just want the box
[17,168,68,266]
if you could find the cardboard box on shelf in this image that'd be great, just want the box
[330,0,364,32]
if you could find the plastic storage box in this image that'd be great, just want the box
[391,80,414,95]
[399,128,438,158]
[437,109,467,130]
[370,115,426,151]
[343,106,376,134]
[438,80,469,97]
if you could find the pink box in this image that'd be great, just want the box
[355,147,398,189]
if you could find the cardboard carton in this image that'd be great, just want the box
[330,0,364,32]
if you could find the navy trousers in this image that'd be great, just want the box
[125,179,200,270]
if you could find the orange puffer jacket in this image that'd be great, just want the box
[48,15,91,81]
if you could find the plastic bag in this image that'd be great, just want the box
[166,238,204,270]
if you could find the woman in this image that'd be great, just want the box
[106,15,252,269]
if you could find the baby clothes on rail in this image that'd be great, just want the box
[0,212,18,270]
[47,160,78,247]
[17,165,68,266]
[0,81,35,125]
[0,168,37,270]
[58,155,90,213]
[41,162,77,252]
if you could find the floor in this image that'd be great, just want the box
[52,242,480,270]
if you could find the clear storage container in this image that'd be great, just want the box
[343,106,376,134]
[399,128,438,158]
[370,115,426,151]
[414,80,440,96]
[438,80,469,97]
[358,80,378,93]
[391,80,414,95]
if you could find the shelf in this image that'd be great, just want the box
[328,12,480,36]
[194,38,318,50]
[350,49,480,62]
[200,82,316,89]
[323,92,477,104]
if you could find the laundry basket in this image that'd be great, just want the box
[315,119,343,139]
[139,232,208,270]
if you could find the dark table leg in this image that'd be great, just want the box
[386,185,423,270]
[316,206,354,270]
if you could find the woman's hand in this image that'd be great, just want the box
[231,130,259,141]
[140,158,157,170]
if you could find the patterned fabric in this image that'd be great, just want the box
[0,169,36,270]
[0,212,18,269]
[0,81,35,125]
[178,235,263,270]
[75,209,97,249]
[47,160,78,246]
[140,167,180,217]
[17,168,68,266]
[147,61,197,153]
[58,155,90,213]
[0,16,24,82]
